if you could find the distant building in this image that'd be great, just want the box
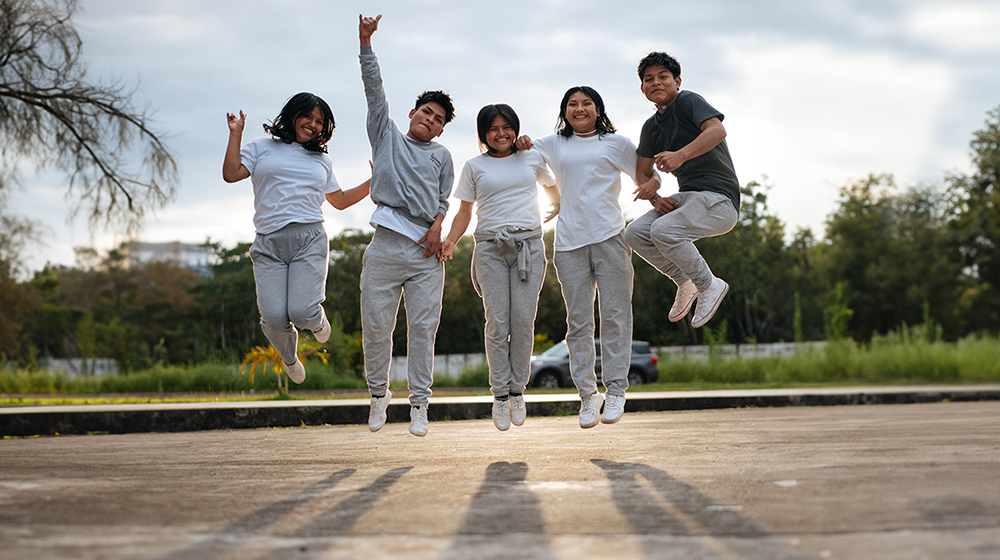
[126,241,215,277]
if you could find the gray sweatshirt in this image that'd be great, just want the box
[360,45,453,229]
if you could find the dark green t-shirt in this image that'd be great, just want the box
[637,90,740,211]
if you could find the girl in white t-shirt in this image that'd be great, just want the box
[517,86,659,429]
[440,104,559,431]
[223,93,370,385]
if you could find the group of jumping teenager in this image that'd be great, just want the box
[222,14,741,438]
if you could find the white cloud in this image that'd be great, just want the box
[716,38,954,235]
[907,2,1000,51]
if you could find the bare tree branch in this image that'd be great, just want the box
[0,0,178,234]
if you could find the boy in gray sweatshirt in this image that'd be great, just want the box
[358,14,455,437]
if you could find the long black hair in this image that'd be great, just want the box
[476,103,520,155]
[555,86,616,138]
[263,92,335,153]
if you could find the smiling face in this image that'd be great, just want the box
[485,115,515,157]
[564,91,598,135]
[641,64,681,111]
[407,101,447,142]
[293,106,325,144]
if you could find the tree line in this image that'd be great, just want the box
[1,106,998,374]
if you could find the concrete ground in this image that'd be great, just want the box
[2,401,999,560]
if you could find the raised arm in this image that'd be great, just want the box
[359,14,389,144]
[222,111,250,183]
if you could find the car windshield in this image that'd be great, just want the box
[538,341,570,359]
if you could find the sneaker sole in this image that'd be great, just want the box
[692,281,729,328]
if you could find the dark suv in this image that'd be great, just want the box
[529,340,659,389]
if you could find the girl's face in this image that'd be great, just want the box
[294,106,325,144]
[564,91,598,135]
[485,115,515,157]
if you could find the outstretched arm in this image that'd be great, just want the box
[222,111,250,183]
[439,201,474,261]
[326,161,373,210]
[326,179,371,210]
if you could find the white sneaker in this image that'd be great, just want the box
[691,277,729,328]
[409,404,428,437]
[579,391,604,429]
[602,394,626,424]
[510,395,526,426]
[368,389,392,432]
[284,358,305,384]
[669,279,698,322]
[314,315,332,343]
[492,399,511,431]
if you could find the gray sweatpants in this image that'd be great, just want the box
[250,222,329,365]
[624,191,738,292]
[361,226,445,405]
[471,236,546,398]
[553,232,633,397]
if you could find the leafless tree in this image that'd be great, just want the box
[0,0,178,234]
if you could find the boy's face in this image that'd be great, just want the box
[641,64,681,110]
[407,101,447,142]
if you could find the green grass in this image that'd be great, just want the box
[653,333,1000,386]
[3,333,998,406]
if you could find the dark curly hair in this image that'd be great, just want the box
[637,52,681,81]
[476,104,520,155]
[413,90,456,124]
[262,92,335,153]
[555,86,616,138]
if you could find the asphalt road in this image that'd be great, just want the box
[2,401,999,560]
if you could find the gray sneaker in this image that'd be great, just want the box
[368,389,392,432]
[409,404,429,437]
[602,394,626,424]
[314,314,332,343]
[692,277,729,328]
[284,358,305,384]
[492,399,511,431]
[579,391,604,429]
[510,395,526,426]
[668,279,698,322]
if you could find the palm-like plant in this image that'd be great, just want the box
[241,338,328,393]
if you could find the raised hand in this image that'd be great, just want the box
[227,111,246,134]
[359,14,382,44]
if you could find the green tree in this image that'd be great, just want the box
[945,105,1000,331]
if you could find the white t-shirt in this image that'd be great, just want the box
[240,137,341,235]
[454,150,555,234]
[533,133,638,251]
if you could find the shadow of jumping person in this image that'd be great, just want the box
[258,466,414,560]
[157,468,357,560]
[592,459,809,560]
[443,461,556,560]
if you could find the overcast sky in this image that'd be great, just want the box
[10,0,1000,272]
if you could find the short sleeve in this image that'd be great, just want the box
[453,160,477,203]
[530,151,555,186]
[324,158,341,194]
[239,139,260,174]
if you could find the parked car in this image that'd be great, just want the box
[529,340,659,389]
